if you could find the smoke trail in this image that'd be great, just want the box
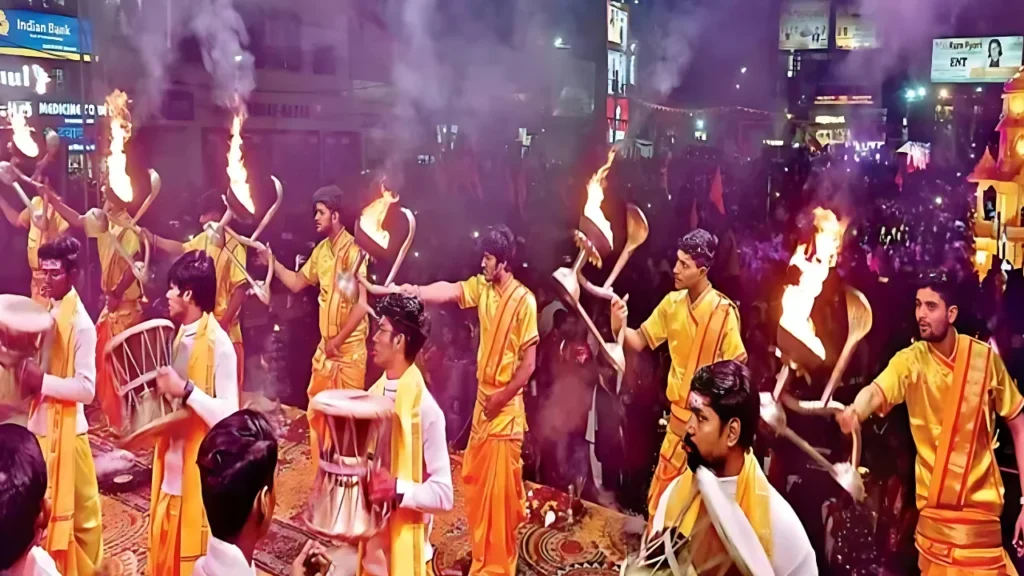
[189,0,255,109]
[643,1,712,99]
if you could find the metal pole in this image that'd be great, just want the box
[75,0,94,307]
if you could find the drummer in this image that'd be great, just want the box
[17,237,103,576]
[0,184,69,304]
[41,186,145,428]
[143,190,248,393]
[149,250,240,576]
[650,361,816,575]
[359,293,453,575]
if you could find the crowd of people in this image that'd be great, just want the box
[2,129,1024,576]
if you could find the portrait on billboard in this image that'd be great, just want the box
[779,0,829,50]
[931,36,1024,83]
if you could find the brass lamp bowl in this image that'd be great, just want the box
[776,325,825,372]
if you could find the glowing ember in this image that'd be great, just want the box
[106,90,133,203]
[9,109,38,158]
[359,182,399,249]
[227,108,256,214]
[583,148,616,247]
[779,208,845,360]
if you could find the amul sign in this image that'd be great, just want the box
[0,63,50,95]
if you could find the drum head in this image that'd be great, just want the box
[310,389,394,419]
[118,409,190,451]
[0,295,52,333]
[694,467,774,576]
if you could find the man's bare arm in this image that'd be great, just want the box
[219,286,247,331]
[329,284,368,352]
[144,229,186,258]
[504,344,537,397]
[611,295,650,353]
[271,258,312,293]
[837,383,885,434]
[43,192,85,229]
[402,282,462,305]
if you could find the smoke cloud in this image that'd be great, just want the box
[189,0,256,109]
[642,1,712,99]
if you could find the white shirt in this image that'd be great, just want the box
[28,294,96,437]
[361,377,453,576]
[653,473,818,576]
[192,537,256,576]
[5,546,62,576]
[160,317,239,496]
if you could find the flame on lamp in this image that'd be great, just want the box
[779,208,846,360]
[228,109,256,214]
[9,109,38,158]
[359,181,399,249]
[583,148,616,248]
[1016,135,1024,158]
[106,90,133,203]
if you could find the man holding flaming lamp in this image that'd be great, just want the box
[395,225,539,576]
[143,191,249,392]
[255,185,369,466]
[609,229,746,518]
[837,272,1024,575]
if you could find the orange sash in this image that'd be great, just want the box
[478,282,529,387]
[669,292,733,421]
[322,233,358,343]
[472,281,529,440]
[927,335,992,509]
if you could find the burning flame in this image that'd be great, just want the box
[359,182,399,249]
[228,109,256,214]
[9,109,38,158]
[779,208,846,360]
[583,148,616,247]
[106,90,133,203]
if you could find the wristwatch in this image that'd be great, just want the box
[182,380,196,403]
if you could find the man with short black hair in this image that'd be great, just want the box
[144,190,249,393]
[839,271,1024,575]
[149,250,239,576]
[651,360,816,575]
[256,185,369,475]
[0,423,60,575]
[18,236,103,576]
[358,294,453,575]
[397,225,538,575]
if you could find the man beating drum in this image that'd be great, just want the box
[148,250,240,576]
[649,361,816,576]
[16,237,104,576]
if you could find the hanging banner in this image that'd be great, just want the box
[835,6,877,50]
[931,36,1024,83]
[779,0,829,51]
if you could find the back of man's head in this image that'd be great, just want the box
[197,410,278,542]
[0,423,48,570]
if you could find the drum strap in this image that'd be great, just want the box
[33,288,80,560]
[151,313,216,574]
[362,364,427,576]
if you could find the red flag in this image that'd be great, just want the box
[709,168,726,215]
[689,197,700,229]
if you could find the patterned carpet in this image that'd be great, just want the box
[89,402,638,575]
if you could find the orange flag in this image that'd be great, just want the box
[689,197,700,229]
[709,168,726,215]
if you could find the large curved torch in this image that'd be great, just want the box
[1,114,60,229]
[578,204,649,312]
[340,182,416,298]
[552,149,627,373]
[759,209,866,501]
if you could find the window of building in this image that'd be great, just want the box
[312,45,336,75]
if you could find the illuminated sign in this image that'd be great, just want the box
[608,2,628,47]
[0,63,49,94]
[814,115,846,124]
[835,7,878,50]
[814,95,874,105]
[931,36,1024,83]
[763,139,785,146]
[0,9,92,60]
[779,0,829,51]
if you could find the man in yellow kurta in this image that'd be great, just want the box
[0,191,70,304]
[143,191,248,393]
[149,250,239,576]
[399,225,538,576]
[839,273,1024,575]
[610,228,746,517]
[257,186,368,468]
[360,294,453,576]
[17,237,103,576]
[648,361,816,575]
[43,189,145,429]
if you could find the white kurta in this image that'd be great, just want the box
[161,317,239,496]
[360,377,454,576]
[192,537,257,576]
[653,473,818,576]
[6,546,62,576]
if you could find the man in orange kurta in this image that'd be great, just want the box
[143,192,249,393]
[610,229,746,517]
[400,225,538,576]
[258,186,368,468]
[43,190,145,430]
[839,273,1024,575]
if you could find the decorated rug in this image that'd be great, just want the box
[90,402,638,575]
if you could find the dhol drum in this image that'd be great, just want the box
[0,295,53,405]
[621,467,773,576]
[103,319,179,438]
[306,389,395,540]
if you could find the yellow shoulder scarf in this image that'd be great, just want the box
[663,452,772,575]
[360,364,426,576]
[151,313,216,575]
[35,288,81,563]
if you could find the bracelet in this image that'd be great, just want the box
[182,380,196,403]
